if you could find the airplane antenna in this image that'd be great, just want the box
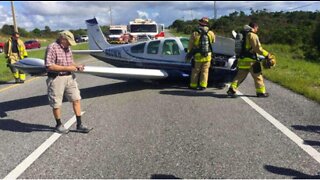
[11,1,18,33]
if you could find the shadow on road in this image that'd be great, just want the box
[159,90,230,98]
[0,80,189,118]
[303,140,320,146]
[0,81,16,85]
[159,90,258,98]
[292,125,320,134]
[150,174,181,179]
[0,78,261,118]
[0,119,54,132]
[264,165,320,179]
[291,125,320,147]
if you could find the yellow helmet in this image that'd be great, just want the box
[199,17,209,26]
[263,53,276,69]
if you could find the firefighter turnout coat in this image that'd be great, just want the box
[230,29,269,94]
[4,37,28,81]
[188,26,215,88]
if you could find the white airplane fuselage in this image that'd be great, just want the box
[12,18,238,84]
[86,18,237,83]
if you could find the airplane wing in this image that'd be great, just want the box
[11,58,47,75]
[11,58,168,80]
[72,50,104,54]
[78,66,168,80]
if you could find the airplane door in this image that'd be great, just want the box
[160,39,185,62]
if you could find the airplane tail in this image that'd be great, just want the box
[86,18,111,50]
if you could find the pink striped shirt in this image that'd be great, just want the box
[45,42,74,67]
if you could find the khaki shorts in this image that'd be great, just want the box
[46,74,81,108]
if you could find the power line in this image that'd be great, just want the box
[287,1,320,11]
[217,1,320,17]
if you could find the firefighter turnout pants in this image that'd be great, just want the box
[7,53,26,81]
[190,61,211,88]
[230,65,266,94]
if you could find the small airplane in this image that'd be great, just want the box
[12,18,238,85]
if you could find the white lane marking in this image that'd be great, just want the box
[238,91,320,164]
[3,112,85,179]
[0,77,39,93]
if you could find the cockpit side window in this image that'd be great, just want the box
[131,43,146,53]
[147,41,160,54]
[180,38,189,49]
[162,40,180,55]
[172,43,180,55]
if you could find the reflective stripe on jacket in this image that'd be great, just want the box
[4,38,28,59]
[238,31,268,69]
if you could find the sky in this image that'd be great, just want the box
[0,1,319,31]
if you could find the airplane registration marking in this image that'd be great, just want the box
[105,49,121,58]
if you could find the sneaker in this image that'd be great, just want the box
[76,124,92,133]
[227,87,236,96]
[15,78,20,84]
[55,124,69,134]
[257,92,269,97]
[198,86,206,91]
[19,80,25,83]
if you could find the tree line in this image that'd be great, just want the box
[0,24,88,39]
[0,24,111,40]
[169,9,320,62]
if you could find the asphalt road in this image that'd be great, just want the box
[0,55,319,179]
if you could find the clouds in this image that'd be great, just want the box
[0,1,319,31]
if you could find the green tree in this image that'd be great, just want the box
[1,24,14,35]
[17,27,29,37]
[44,26,51,34]
[32,28,41,36]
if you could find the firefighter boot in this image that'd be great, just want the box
[227,87,236,97]
[19,73,26,83]
[257,92,269,98]
[15,78,20,84]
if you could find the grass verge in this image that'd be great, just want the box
[263,44,320,104]
[0,43,89,83]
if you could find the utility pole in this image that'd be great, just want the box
[190,8,193,20]
[214,1,217,20]
[11,1,18,32]
[109,6,112,25]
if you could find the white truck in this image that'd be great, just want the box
[108,25,130,44]
[128,18,165,42]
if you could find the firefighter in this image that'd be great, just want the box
[4,32,28,83]
[227,22,275,97]
[186,17,215,90]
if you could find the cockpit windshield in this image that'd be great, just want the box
[110,30,123,35]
